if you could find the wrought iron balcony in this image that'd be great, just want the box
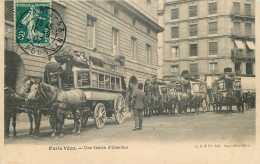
[231,28,255,38]
[230,7,255,18]
[231,50,255,60]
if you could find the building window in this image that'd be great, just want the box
[209,62,218,74]
[171,27,179,38]
[132,17,136,26]
[235,62,241,73]
[190,44,198,57]
[147,0,151,6]
[209,42,218,55]
[209,22,217,34]
[112,28,119,55]
[245,23,251,31]
[245,4,251,16]
[190,63,198,75]
[190,24,197,36]
[171,8,179,20]
[146,44,151,65]
[209,2,217,15]
[5,1,14,22]
[87,15,96,48]
[147,28,150,35]
[189,5,197,17]
[246,63,253,75]
[234,22,241,30]
[171,65,179,76]
[131,37,137,61]
[114,7,119,16]
[233,2,240,15]
[171,46,179,58]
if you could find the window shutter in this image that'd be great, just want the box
[190,63,198,75]
[171,8,179,20]
[5,1,14,22]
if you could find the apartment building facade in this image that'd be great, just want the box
[157,0,255,86]
[5,0,163,92]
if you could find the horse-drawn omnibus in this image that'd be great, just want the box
[44,55,126,129]
[212,69,243,113]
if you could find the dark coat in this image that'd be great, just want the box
[132,89,146,110]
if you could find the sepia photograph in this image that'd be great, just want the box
[1,0,259,163]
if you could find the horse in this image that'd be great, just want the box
[188,94,203,115]
[177,92,189,115]
[225,90,235,113]
[213,92,224,113]
[27,82,87,137]
[234,90,244,112]
[161,91,172,115]
[4,79,35,139]
[167,89,178,115]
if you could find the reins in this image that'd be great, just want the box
[38,83,58,106]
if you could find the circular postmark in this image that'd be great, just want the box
[16,5,66,56]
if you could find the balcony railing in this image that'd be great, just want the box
[231,50,255,60]
[231,28,255,38]
[230,7,255,17]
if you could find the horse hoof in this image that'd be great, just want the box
[59,133,64,138]
[76,132,81,136]
[29,131,33,135]
[4,135,9,139]
[50,133,56,138]
[72,129,76,134]
[13,136,17,139]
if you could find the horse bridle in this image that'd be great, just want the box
[36,83,58,106]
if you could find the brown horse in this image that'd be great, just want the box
[27,82,86,137]
[4,79,35,139]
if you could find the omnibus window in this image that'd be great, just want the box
[217,82,224,90]
[91,72,98,87]
[105,75,110,89]
[199,83,206,91]
[62,73,74,89]
[234,81,241,90]
[116,78,120,90]
[111,77,115,90]
[99,74,105,88]
[77,72,90,87]
[192,83,200,92]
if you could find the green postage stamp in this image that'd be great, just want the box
[15,1,66,56]
[15,2,51,45]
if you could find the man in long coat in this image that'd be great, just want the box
[132,83,146,131]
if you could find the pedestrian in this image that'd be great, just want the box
[131,83,146,131]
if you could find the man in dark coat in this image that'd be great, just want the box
[132,83,146,131]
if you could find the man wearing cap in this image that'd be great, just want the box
[131,83,146,131]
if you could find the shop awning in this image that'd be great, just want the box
[246,41,255,50]
[234,40,245,49]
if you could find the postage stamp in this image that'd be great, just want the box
[15,1,66,56]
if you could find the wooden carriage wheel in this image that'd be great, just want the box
[94,103,106,129]
[115,95,126,124]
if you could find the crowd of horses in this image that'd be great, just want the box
[4,79,256,139]
[135,80,256,117]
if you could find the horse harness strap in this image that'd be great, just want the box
[40,84,58,106]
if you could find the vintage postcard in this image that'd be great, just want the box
[1,0,260,163]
